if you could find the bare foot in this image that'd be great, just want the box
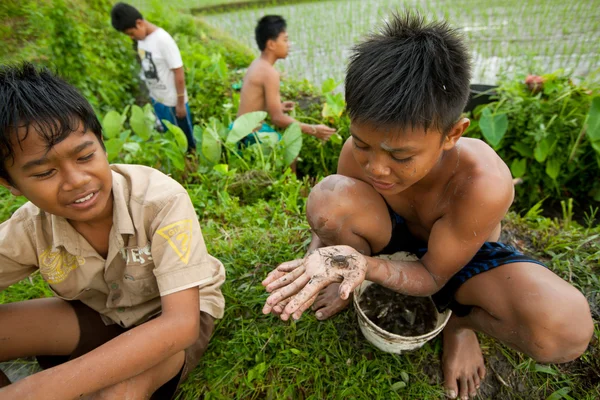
[311,283,352,320]
[442,317,486,399]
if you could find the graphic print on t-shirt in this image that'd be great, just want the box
[139,50,159,83]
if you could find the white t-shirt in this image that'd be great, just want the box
[137,28,187,107]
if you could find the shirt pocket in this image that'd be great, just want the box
[49,286,96,301]
[121,265,160,297]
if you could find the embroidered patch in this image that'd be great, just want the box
[157,220,193,264]
[39,247,85,284]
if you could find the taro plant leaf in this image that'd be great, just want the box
[130,105,152,140]
[586,96,600,142]
[587,96,600,155]
[213,163,229,174]
[104,138,124,162]
[163,121,188,153]
[510,158,527,178]
[329,133,343,145]
[102,111,123,139]
[122,142,141,155]
[321,77,339,93]
[227,111,267,144]
[281,122,302,166]
[163,147,185,171]
[322,93,345,119]
[202,124,222,164]
[534,138,551,163]
[256,131,280,148]
[545,157,561,180]
[511,142,534,158]
[479,107,508,149]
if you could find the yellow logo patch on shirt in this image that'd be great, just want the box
[157,220,193,264]
[39,247,85,284]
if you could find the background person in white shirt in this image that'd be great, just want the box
[111,2,196,153]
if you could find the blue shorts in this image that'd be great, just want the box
[376,210,547,316]
[228,122,281,146]
[151,98,196,152]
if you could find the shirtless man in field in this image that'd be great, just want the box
[261,13,593,400]
[237,15,335,142]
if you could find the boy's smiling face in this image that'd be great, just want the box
[1,125,113,226]
[350,119,467,195]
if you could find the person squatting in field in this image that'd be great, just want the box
[261,12,593,400]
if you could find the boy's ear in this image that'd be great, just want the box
[442,118,470,150]
[0,178,22,197]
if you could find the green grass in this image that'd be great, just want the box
[3,183,598,399]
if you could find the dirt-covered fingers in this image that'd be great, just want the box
[264,265,306,292]
[264,274,311,310]
[280,276,331,318]
[290,293,319,320]
[271,298,292,315]
[262,259,304,287]
[338,273,364,300]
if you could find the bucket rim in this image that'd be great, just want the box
[353,280,452,340]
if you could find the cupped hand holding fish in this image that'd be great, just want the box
[262,245,367,320]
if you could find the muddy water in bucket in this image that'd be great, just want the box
[359,284,437,336]
[353,252,451,354]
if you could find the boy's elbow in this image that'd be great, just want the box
[167,311,200,348]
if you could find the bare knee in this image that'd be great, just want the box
[307,175,388,247]
[524,290,593,363]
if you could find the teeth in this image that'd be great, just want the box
[74,193,94,203]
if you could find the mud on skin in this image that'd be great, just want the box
[359,284,437,336]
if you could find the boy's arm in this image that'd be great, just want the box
[263,71,335,140]
[0,287,200,399]
[173,67,187,118]
[264,175,512,320]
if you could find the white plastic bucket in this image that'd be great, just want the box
[353,252,451,354]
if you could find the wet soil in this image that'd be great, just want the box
[359,284,437,336]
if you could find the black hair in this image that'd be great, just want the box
[111,2,144,32]
[345,11,471,134]
[0,63,104,183]
[255,15,287,51]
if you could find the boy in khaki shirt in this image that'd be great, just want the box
[0,63,225,399]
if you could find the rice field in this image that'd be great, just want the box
[203,0,600,87]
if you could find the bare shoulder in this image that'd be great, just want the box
[450,138,514,216]
[247,59,278,83]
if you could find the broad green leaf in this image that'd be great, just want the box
[130,105,151,140]
[321,78,338,93]
[202,127,221,163]
[511,142,534,158]
[322,93,345,118]
[122,142,141,154]
[545,157,561,180]
[534,138,551,162]
[104,138,124,162]
[163,147,185,171]
[255,131,280,148]
[163,120,188,153]
[329,133,343,145]
[586,96,600,141]
[281,123,303,165]
[592,140,600,154]
[213,164,229,174]
[510,158,527,178]
[102,111,122,139]
[391,381,406,391]
[227,111,267,144]
[479,107,508,149]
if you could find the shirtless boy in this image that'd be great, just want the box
[261,13,593,400]
[237,15,336,142]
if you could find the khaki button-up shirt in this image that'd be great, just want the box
[0,164,225,328]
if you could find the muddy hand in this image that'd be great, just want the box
[262,245,367,320]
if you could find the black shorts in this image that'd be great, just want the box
[37,300,214,399]
[376,210,547,317]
